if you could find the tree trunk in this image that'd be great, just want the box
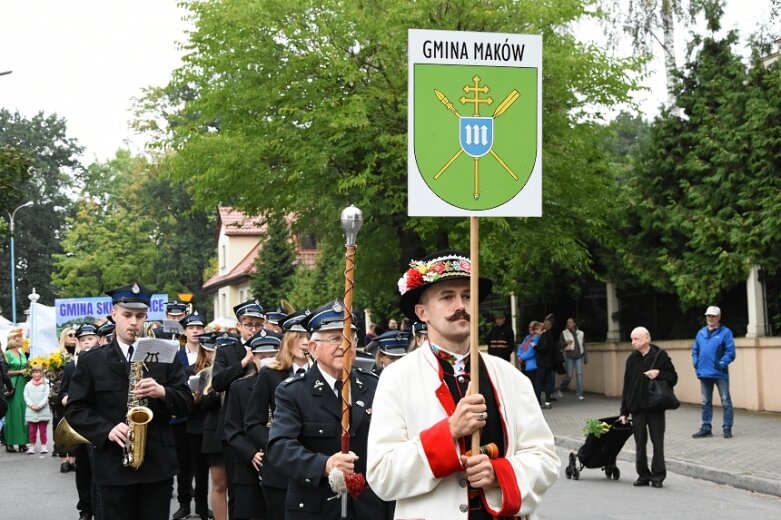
[661,0,677,106]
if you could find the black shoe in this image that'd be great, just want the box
[79,513,93,520]
[68,462,77,472]
[652,481,664,488]
[633,479,650,486]
[5,445,17,453]
[60,462,70,473]
[172,505,191,519]
[723,430,733,438]
[692,429,712,438]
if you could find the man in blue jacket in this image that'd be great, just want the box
[691,306,736,439]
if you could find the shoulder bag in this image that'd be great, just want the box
[647,349,680,410]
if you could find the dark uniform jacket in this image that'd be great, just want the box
[65,340,193,485]
[212,342,248,440]
[245,366,291,490]
[267,364,390,520]
[60,360,76,401]
[224,373,261,485]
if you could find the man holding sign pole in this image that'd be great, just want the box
[367,251,558,520]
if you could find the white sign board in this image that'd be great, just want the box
[408,29,542,217]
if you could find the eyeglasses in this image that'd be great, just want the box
[241,322,263,330]
[313,335,357,346]
[66,333,76,337]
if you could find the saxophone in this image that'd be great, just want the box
[123,353,154,470]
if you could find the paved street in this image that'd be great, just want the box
[2,394,780,519]
[538,448,781,519]
[542,392,781,497]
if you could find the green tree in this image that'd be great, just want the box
[52,151,215,307]
[249,218,297,308]
[620,30,751,305]
[0,109,83,315]
[138,0,642,312]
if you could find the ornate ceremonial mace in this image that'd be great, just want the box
[338,204,364,518]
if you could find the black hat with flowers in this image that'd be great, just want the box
[397,249,493,321]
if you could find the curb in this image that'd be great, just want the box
[554,435,781,498]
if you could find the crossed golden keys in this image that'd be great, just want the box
[432,75,520,199]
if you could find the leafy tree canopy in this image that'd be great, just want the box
[138,0,643,311]
[52,151,215,310]
[618,30,781,307]
[0,109,83,315]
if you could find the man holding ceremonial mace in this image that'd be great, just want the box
[266,206,392,519]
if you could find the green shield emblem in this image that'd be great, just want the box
[413,64,538,210]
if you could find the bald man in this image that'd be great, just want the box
[618,327,678,488]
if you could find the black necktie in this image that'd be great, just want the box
[127,345,134,362]
[295,368,305,375]
[334,379,343,397]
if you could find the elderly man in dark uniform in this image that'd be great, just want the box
[65,283,193,520]
[266,300,392,520]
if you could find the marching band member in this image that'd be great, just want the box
[224,330,282,520]
[201,333,241,520]
[171,310,208,520]
[65,283,193,520]
[212,300,266,519]
[370,330,411,375]
[186,331,217,520]
[266,300,392,520]
[61,323,101,520]
[245,308,311,518]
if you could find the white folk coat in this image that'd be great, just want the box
[367,343,559,520]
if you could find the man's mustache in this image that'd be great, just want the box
[446,310,470,322]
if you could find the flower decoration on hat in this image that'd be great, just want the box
[397,255,472,295]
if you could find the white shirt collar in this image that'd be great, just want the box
[319,369,341,397]
[117,340,135,361]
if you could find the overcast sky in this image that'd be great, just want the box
[0,1,189,163]
[0,1,775,165]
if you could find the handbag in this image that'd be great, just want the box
[647,349,680,410]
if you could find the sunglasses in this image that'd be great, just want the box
[66,333,76,337]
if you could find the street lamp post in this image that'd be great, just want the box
[8,201,33,323]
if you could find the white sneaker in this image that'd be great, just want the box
[578,395,585,401]
[40,447,48,454]
[26,447,35,455]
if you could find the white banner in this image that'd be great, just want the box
[29,302,58,358]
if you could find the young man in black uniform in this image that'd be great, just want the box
[154,300,189,340]
[266,300,391,520]
[211,299,265,519]
[172,310,208,520]
[65,283,193,520]
[224,329,282,520]
[61,322,101,520]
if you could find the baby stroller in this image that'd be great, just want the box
[565,416,633,481]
